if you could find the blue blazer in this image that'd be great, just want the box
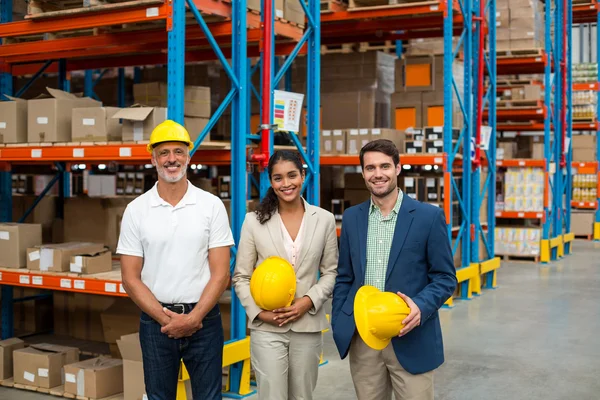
[331,195,458,375]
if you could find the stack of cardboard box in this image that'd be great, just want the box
[131,82,209,142]
[320,128,405,156]
[392,55,464,132]
[248,0,305,27]
[293,52,395,130]
[497,0,544,51]
[572,134,596,162]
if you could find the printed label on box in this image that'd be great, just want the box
[38,368,48,378]
[24,371,35,383]
[37,117,48,125]
[29,251,40,261]
[0,231,8,240]
[65,373,76,383]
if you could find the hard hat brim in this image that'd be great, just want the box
[354,285,393,351]
[146,140,194,154]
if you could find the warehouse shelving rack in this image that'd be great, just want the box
[0,0,506,393]
[572,1,600,240]
[318,0,501,304]
[0,0,317,396]
[494,0,575,263]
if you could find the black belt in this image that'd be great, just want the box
[161,303,197,315]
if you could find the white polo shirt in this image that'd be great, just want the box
[116,181,234,304]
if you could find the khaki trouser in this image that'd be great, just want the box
[250,330,323,400]
[349,334,434,400]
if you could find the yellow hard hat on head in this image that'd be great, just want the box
[146,120,194,153]
[354,286,411,350]
[250,256,297,310]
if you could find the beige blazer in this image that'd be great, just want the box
[232,200,339,333]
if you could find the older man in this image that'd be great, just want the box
[117,120,234,399]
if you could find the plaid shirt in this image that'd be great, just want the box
[365,190,404,291]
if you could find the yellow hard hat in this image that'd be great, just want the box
[354,286,411,350]
[250,256,297,310]
[146,120,194,153]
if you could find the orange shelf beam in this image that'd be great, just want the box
[495,211,545,219]
[572,161,598,174]
[573,121,600,131]
[321,0,450,22]
[496,159,546,168]
[0,269,127,297]
[0,1,170,38]
[320,154,448,166]
[571,201,597,209]
[573,82,599,91]
[573,2,599,24]
[488,107,545,121]
[0,144,232,164]
[497,54,547,75]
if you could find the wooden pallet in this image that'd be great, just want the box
[358,40,396,53]
[572,117,596,123]
[497,79,543,87]
[321,0,348,12]
[348,0,438,11]
[497,100,544,108]
[0,379,125,400]
[4,0,225,44]
[499,254,540,263]
[574,233,593,240]
[321,43,355,54]
[497,48,544,58]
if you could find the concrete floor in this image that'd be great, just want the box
[2,240,599,400]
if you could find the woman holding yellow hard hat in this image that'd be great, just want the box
[232,150,339,400]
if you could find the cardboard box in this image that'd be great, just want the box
[28,88,101,143]
[402,176,422,200]
[64,197,131,253]
[284,0,304,26]
[369,128,406,152]
[395,55,436,92]
[70,248,112,275]
[133,83,211,118]
[13,344,79,389]
[0,338,26,380]
[572,135,596,149]
[424,177,440,202]
[573,148,596,162]
[321,130,333,154]
[72,107,122,142]
[88,175,117,197]
[100,298,141,344]
[64,357,123,399]
[116,334,146,400]
[424,139,445,154]
[321,91,389,130]
[0,223,42,268]
[184,117,210,142]
[404,140,424,154]
[331,129,346,154]
[112,106,167,142]
[31,242,107,273]
[571,212,594,236]
[0,96,27,144]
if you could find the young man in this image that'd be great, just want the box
[117,120,234,399]
[331,139,457,400]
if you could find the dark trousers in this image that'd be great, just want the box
[139,304,224,400]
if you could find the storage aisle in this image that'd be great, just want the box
[1,241,599,400]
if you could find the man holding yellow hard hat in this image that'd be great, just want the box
[331,139,457,400]
[118,120,234,399]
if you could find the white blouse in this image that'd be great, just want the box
[279,214,305,268]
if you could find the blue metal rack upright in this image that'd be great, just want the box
[564,0,574,255]
[473,0,500,289]
[597,4,600,241]
[0,0,14,340]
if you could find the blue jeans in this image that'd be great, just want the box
[139,304,224,400]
